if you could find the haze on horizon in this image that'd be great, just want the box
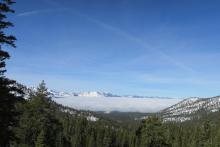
[6,0,220,98]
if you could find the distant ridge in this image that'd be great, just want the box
[48,89,173,99]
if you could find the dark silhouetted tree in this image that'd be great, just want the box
[0,1,24,146]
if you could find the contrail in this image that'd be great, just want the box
[35,0,195,73]
[75,12,194,73]
[17,8,67,17]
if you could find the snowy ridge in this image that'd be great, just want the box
[161,96,220,122]
[49,90,120,98]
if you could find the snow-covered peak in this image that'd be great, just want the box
[78,91,104,97]
[48,90,77,97]
[47,90,119,98]
[78,91,120,97]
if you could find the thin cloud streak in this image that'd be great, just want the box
[17,8,67,17]
[74,12,195,73]
[41,0,195,73]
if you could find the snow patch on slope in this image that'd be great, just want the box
[161,96,220,122]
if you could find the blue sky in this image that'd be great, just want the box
[5,0,220,98]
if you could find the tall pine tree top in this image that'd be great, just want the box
[36,80,51,98]
[0,0,16,75]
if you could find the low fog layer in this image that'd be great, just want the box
[52,96,181,113]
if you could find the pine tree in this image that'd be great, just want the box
[102,129,111,147]
[140,116,170,147]
[0,0,16,74]
[198,120,212,147]
[0,0,24,146]
[35,80,51,98]
[36,130,47,147]
[16,81,62,147]
[214,127,220,147]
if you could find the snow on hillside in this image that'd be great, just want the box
[52,96,181,113]
[160,96,220,122]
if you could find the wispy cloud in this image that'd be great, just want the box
[36,0,194,73]
[17,10,47,17]
[17,8,67,17]
[73,12,195,73]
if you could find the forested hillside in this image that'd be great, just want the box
[10,81,220,147]
[2,80,220,147]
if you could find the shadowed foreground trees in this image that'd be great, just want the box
[0,0,24,146]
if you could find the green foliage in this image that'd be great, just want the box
[139,116,170,147]
[198,120,212,147]
[15,81,62,147]
[163,116,220,147]
[35,130,47,147]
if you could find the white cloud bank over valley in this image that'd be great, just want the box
[52,96,181,113]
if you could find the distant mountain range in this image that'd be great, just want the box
[49,90,120,98]
[48,90,172,99]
